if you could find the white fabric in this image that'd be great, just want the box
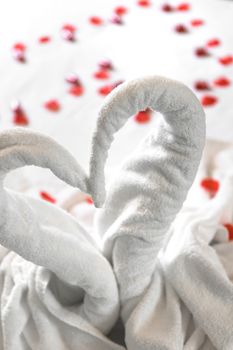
[1,75,233,350]
[0,129,122,350]
[124,176,233,349]
[93,76,205,317]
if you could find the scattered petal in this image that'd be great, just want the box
[44,99,61,112]
[224,223,233,241]
[195,47,210,57]
[12,43,26,63]
[98,59,114,70]
[190,19,204,27]
[110,14,123,25]
[68,85,84,96]
[12,50,26,62]
[161,3,175,12]
[200,178,219,196]
[61,24,76,41]
[213,76,231,87]
[89,16,103,25]
[62,24,76,32]
[201,95,218,107]
[137,0,151,7]
[134,109,152,124]
[93,70,110,79]
[98,85,114,96]
[40,191,56,204]
[38,36,51,44]
[13,112,29,126]
[65,74,82,86]
[85,196,94,205]
[176,2,190,11]
[11,101,29,126]
[174,24,189,34]
[206,38,221,48]
[13,42,26,51]
[114,6,128,16]
[194,81,211,91]
[218,55,233,66]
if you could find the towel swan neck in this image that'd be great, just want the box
[90,76,206,319]
[0,128,119,335]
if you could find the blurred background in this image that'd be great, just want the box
[0,0,232,205]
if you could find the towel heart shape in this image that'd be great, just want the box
[0,76,206,350]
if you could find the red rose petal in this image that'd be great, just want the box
[13,112,29,126]
[11,101,29,126]
[89,16,103,25]
[65,74,81,86]
[213,76,231,87]
[200,178,219,196]
[224,223,233,241]
[68,85,84,96]
[114,6,128,16]
[98,59,113,70]
[12,50,26,62]
[218,55,233,66]
[174,24,189,34]
[137,0,151,7]
[62,30,76,41]
[12,43,26,62]
[94,70,110,80]
[194,81,211,91]
[201,95,218,107]
[62,24,76,32]
[13,42,26,51]
[38,36,51,44]
[176,2,190,11]
[85,196,94,205]
[134,109,151,124]
[61,24,76,41]
[98,85,114,96]
[191,19,204,27]
[161,3,175,12]
[110,14,123,24]
[44,99,61,112]
[195,47,210,57]
[40,191,56,204]
[206,38,221,48]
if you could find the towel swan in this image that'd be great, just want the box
[90,77,233,349]
[0,76,213,349]
[90,76,210,348]
[0,129,122,350]
[91,76,205,311]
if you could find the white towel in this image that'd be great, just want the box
[4,76,233,350]
[159,174,233,349]
[91,76,207,348]
[0,128,122,350]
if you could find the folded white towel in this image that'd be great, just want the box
[0,129,122,350]
[159,174,233,349]
[2,76,223,350]
[91,76,206,348]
